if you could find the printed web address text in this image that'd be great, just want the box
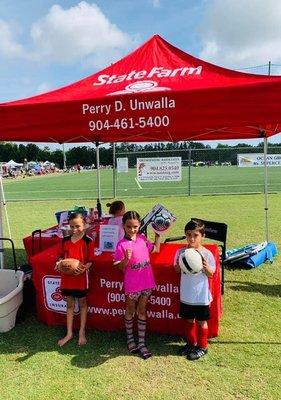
[88,306,180,320]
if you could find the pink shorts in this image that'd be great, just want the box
[127,289,153,301]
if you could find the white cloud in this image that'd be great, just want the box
[199,0,281,69]
[30,1,136,67]
[0,19,24,58]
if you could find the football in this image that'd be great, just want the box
[56,258,86,275]
[179,248,204,274]
[151,210,172,232]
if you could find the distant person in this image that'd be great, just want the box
[23,158,28,171]
[174,219,216,360]
[107,200,125,240]
[77,163,81,173]
[114,211,161,359]
[55,213,94,347]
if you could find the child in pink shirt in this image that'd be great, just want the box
[114,210,161,359]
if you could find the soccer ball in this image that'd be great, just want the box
[151,210,172,232]
[179,248,203,274]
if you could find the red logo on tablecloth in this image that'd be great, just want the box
[51,287,63,302]
[42,275,79,314]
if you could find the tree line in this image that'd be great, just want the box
[0,141,281,168]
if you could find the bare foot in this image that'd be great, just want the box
[58,334,73,347]
[78,333,87,346]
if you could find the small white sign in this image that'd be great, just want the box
[99,224,119,252]
[137,157,182,182]
[237,153,281,167]
[117,157,128,173]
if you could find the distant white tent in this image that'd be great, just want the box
[3,160,23,167]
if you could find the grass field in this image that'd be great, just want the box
[0,191,280,400]
[2,165,281,201]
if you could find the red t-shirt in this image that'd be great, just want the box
[59,235,95,290]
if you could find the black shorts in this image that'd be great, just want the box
[179,303,210,321]
[61,289,88,298]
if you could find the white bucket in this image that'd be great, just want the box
[0,269,24,332]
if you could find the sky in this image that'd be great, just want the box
[1,0,281,149]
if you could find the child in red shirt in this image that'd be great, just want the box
[55,213,94,346]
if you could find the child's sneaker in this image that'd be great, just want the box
[178,343,195,356]
[138,344,152,360]
[187,347,208,361]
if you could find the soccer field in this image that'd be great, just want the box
[2,166,281,201]
[1,193,280,400]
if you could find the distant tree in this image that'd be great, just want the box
[0,142,18,161]
[26,143,40,161]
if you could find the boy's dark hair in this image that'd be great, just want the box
[184,219,205,235]
[122,210,141,224]
[68,212,86,223]
[106,200,124,215]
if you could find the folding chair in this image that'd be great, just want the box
[164,218,228,294]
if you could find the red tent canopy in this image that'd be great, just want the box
[1,34,281,143]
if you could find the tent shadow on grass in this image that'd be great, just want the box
[228,280,281,297]
[0,314,182,368]
[209,340,281,345]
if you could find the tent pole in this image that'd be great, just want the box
[0,174,12,268]
[263,62,271,242]
[62,143,66,170]
[0,179,3,269]
[263,137,269,242]
[95,142,101,200]
[112,142,117,198]
[0,175,11,240]
[188,145,192,196]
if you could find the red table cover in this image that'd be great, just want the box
[30,242,222,338]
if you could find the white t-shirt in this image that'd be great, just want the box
[174,246,216,305]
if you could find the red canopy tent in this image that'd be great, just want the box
[1,34,281,143]
[0,34,280,243]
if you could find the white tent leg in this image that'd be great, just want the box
[0,175,11,239]
[0,197,3,269]
[263,137,269,242]
[0,174,12,268]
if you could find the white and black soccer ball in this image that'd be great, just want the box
[151,210,172,232]
[179,248,204,274]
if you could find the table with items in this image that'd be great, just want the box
[24,221,222,338]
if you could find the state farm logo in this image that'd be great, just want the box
[93,65,202,87]
[107,80,170,96]
[43,275,79,314]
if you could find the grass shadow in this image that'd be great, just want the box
[209,339,281,345]
[224,263,252,271]
[228,280,281,297]
[0,315,184,368]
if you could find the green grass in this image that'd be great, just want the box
[2,166,281,201]
[1,194,280,399]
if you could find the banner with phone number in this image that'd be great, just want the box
[137,157,181,182]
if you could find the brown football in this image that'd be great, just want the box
[57,258,86,275]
